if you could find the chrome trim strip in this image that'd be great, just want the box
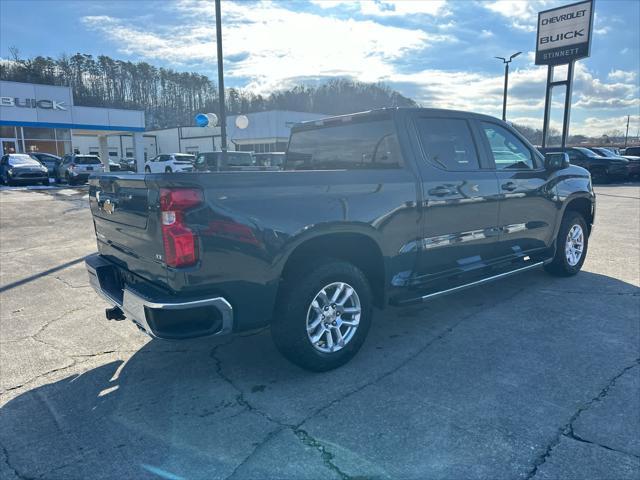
[403,261,544,304]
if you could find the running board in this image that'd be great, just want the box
[396,261,544,305]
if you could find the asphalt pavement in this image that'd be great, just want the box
[0,182,638,479]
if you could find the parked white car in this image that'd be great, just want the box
[144,154,195,173]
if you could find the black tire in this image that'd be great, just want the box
[545,211,588,277]
[145,166,151,173]
[271,259,373,372]
[165,167,172,173]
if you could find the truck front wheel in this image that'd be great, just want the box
[272,259,373,371]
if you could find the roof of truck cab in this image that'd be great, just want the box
[291,107,503,131]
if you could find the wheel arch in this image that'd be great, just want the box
[562,194,594,236]
[277,230,387,309]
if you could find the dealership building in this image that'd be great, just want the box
[72,110,326,160]
[0,80,146,170]
[2,80,325,170]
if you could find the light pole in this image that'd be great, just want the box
[215,0,227,160]
[494,51,521,122]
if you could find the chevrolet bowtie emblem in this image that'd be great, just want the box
[103,198,115,214]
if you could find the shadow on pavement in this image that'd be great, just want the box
[1,270,638,479]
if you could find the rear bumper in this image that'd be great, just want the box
[85,253,233,339]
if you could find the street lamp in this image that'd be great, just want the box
[494,51,521,122]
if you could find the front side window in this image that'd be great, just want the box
[415,118,480,171]
[286,117,403,170]
[481,122,535,170]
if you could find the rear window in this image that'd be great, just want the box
[76,156,101,165]
[175,155,195,163]
[286,117,403,170]
[226,153,254,166]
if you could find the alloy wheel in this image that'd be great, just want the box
[306,282,361,353]
[565,224,584,266]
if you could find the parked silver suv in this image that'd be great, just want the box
[56,154,105,185]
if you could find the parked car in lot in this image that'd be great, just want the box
[29,152,62,177]
[538,146,628,183]
[0,153,49,185]
[253,152,286,169]
[589,147,640,179]
[622,146,640,157]
[86,108,595,371]
[118,158,137,172]
[193,151,259,171]
[144,153,195,173]
[56,154,105,185]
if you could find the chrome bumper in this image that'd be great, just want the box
[86,254,233,339]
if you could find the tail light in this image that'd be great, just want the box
[160,188,203,268]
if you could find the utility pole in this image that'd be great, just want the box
[494,51,521,122]
[215,0,227,160]
[624,115,630,148]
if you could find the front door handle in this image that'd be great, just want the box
[429,186,453,197]
[501,182,517,191]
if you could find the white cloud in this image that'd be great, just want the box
[80,0,638,136]
[359,0,450,17]
[607,70,637,83]
[82,1,454,93]
[482,0,549,32]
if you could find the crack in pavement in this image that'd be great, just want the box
[564,426,640,460]
[53,276,91,289]
[214,285,530,480]
[524,358,640,479]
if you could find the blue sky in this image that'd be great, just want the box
[1,0,638,136]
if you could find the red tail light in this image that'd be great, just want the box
[160,188,203,268]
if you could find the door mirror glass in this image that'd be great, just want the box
[545,152,570,170]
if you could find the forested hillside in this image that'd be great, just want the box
[0,53,417,129]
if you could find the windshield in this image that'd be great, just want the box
[76,156,101,165]
[9,155,42,166]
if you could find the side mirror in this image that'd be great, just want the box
[545,152,570,170]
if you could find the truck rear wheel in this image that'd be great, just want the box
[272,259,373,371]
[544,212,588,277]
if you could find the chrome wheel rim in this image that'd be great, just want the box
[565,224,584,266]
[306,282,361,353]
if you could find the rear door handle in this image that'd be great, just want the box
[501,182,517,191]
[429,186,453,197]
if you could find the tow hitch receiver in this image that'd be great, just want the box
[105,306,126,321]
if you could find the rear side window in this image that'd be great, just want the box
[286,117,403,170]
[481,122,535,170]
[414,118,480,171]
[76,156,101,165]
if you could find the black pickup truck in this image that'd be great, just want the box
[86,108,595,371]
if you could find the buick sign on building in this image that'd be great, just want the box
[535,0,594,65]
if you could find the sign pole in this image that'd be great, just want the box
[541,65,553,148]
[215,0,227,161]
[561,60,575,148]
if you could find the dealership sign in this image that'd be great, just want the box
[535,0,594,65]
[0,97,67,110]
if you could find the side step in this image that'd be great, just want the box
[396,261,544,306]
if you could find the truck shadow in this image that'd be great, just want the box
[1,270,638,479]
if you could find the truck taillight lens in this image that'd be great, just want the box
[160,188,203,268]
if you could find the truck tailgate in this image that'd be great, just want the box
[88,174,167,286]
